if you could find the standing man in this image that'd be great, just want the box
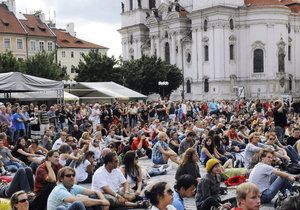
[47,166,109,210]
[273,100,287,143]
[39,104,50,138]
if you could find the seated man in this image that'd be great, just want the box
[172,175,198,210]
[91,152,149,209]
[231,182,260,210]
[0,138,23,172]
[47,166,110,210]
[244,132,266,169]
[131,130,152,158]
[249,149,299,204]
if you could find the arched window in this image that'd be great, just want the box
[204,45,209,61]
[253,49,264,73]
[149,0,155,9]
[164,31,168,39]
[204,19,208,32]
[130,0,133,10]
[165,42,170,64]
[130,34,133,45]
[186,80,191,93]
[204,79,209,93]
[288,45,291,61]
[229,19,234,30]
[230,44,234,60]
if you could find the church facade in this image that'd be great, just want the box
[118,0,300,100]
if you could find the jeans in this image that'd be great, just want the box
[285,145,299,163]
[56,201,86,210]
[261,175,292,203]
[275,126,285,143]
[6,167,34,197]
[5,160,24,172]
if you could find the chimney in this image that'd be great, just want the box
[66,23,76,37]
[4,0,16,14]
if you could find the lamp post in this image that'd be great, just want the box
[62,80,77,93]
[158,81,169,100]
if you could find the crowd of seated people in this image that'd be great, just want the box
[0,98,299,210]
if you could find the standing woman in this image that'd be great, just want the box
[120,151,143,196]
[144,182,176,210]
[10,191,29,210]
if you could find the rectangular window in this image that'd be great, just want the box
[39,41,45,51]
[48,42,53,51]
[71,65,75,73]
[17,39,23,49]
[30,40,36,51]
[229,44,234,60]
[204,45,209,61]
[62,51,65,58]
[4,38,11,49]
[71,51,74,58]
[288,45,291,61]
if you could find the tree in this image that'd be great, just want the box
[120,55,183,97]
[0,52,21,73]
[74,49,120,82]
[22,52,68,80]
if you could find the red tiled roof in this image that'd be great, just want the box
[0,4,26,35]
[51,28,108,49]
[245,0,300,12]
[19,14,55,37]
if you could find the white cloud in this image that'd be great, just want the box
[15,0,122,57]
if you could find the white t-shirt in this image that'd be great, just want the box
[88,143,101,160]
[52,138,66,150]
[75,159,91,182]
[151,205,176,210]
[92,165,126,192]
[248,162,274,193]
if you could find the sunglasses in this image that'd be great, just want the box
[64,173,75,178]
[17,198,28,203]
[269,138,275,140]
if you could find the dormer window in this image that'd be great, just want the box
[38,25,46,31]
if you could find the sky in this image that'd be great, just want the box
[15,0,122,57]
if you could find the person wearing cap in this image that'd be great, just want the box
[195,158,236,210]
[131,130,151,158]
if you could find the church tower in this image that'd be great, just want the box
[118,0,156,60]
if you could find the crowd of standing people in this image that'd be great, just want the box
[0,98,300,210]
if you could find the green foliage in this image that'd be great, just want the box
[0,52,21,73]
[22,52,68,80]
[120,55,183,96]
[74,49,119,82]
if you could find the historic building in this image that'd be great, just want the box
[119,0,300,100]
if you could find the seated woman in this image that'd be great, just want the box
[10,191,30,210]
[0,167,34,198]
[195,159,236,210]
[120,151,143,197]
[175,148,201,181]
[28,139,48,157]
[11,138,42,165]
[145,181,176,210]
[74,151,95,184]
[151,132,180,165]
[78,132,93,148]
[168,131,180,154]
[200,136,232,167]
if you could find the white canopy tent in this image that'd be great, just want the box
[69,82,146,101]
[0,91,79,101]
[0,72,64,103]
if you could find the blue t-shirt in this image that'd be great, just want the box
[172,191,185,210]
[47,184,85,210]
[152,141,168,164]
[12,113,25,130]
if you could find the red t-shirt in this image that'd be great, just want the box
[34,162,62,194]
[131,137,149,150]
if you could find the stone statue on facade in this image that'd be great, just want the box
[137,0,141,8]
[121,2,124,13]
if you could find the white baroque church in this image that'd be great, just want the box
[118,0,300,100]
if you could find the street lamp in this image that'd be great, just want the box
[63,80,77,93]
[158,81,169,100]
